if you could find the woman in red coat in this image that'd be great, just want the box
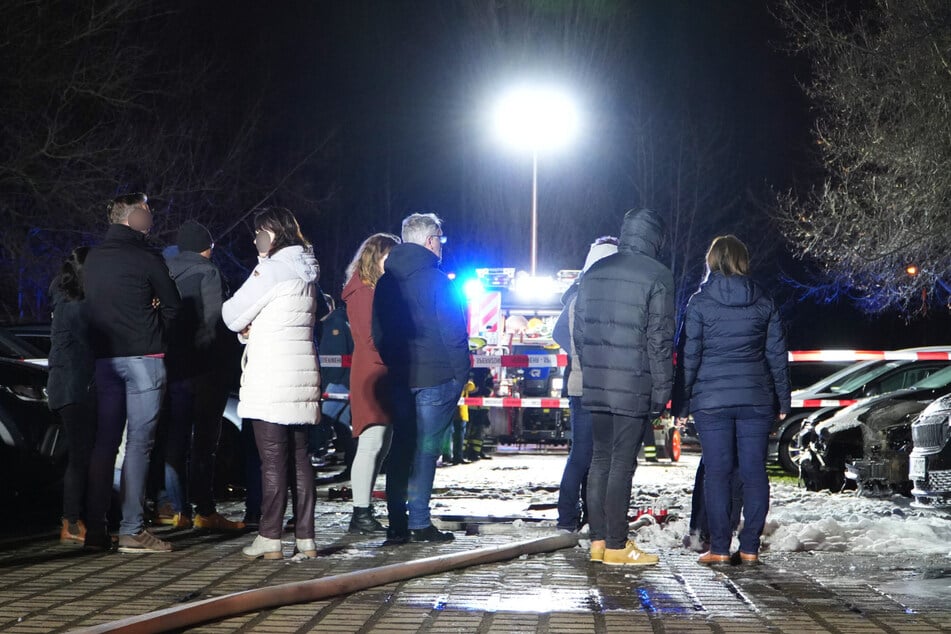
[342,232,401,533]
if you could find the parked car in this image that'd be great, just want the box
[771,349,951,474]
[0,356,65,499]
[798,364,951,495]
[910,394,951,509]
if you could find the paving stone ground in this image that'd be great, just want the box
[0,454,948,633]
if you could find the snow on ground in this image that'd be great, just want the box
[425,451,951,559]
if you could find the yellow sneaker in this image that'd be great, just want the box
[590,544,605,562]
[156,512,192,529]
[193,512,245,532]
[602,541,659,566]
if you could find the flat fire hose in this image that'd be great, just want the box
[73,532,579,634]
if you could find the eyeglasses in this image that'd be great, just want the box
[429,234,448,245]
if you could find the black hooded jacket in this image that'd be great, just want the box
[677,272,791,416]
[371,242,470,389]
[573,209,675,417]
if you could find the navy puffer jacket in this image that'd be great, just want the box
[573,209,675,417]
[677,272,791,416]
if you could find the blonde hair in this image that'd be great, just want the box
[346,233,401,288]
[705,235,750,276]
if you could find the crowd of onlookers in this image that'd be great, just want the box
[49,193,789,566]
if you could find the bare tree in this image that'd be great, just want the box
[0,0,333,320]
[774,0,951,315]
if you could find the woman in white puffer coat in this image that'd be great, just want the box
[222,207,321,560]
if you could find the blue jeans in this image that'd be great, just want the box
[86,356,166,536]
[557,396,593,530]
[693,405,773,555]
[387,379,460,532]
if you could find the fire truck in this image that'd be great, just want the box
[461,267,681,461]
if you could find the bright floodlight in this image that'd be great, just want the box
[493,86,580,152]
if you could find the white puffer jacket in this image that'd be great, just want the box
[222,245,321,425]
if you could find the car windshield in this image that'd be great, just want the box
[799,360,882,394]
[828,361,906,394]
[909,365,951,390]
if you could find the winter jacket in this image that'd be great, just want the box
[573,209,675,417]
[46,283,95,410]
[319,305,353,387]
[552,283,583,397]
[343,272,390,435]
[221,245,321,425]
[677,272,791,416]
[371,243,470,389]
[165,251,229,379]
[84,224,181,358]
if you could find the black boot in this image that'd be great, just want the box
[348,506,386,535]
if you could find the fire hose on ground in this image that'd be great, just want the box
[73,532,580,634]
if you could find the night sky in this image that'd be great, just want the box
[9,0,949,346]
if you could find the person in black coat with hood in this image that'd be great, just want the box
[574,208,675,566]
[676,235,791,565]
[47,246,96,545]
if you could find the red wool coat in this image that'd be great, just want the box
[342,272,392,436]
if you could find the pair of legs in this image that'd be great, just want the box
[250,419,315,540]
[689,458,743,544]
[587,411,649,549]
[161,371,228,518]
[386,379,459,534]
[693,406,772,555]
[59,400,97,524]
[557,396,593,530]
[350,424,393,506]
[86,356,166,539]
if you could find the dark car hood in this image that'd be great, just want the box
[818,386,950,435]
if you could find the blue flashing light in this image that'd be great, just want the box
[462,278,485,301]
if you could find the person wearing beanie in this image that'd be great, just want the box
[553,236,618,533]
[156,219,245,533]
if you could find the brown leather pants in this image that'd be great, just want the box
[250,419,315,539]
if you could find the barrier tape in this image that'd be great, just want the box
[324,392,860,409]
[320,350,943,368]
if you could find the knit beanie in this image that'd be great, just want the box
[176,221,213,253]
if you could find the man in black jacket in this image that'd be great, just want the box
[372,212,469,544]
[156,221,244,532]
[83,193,181,553]
[574,208,675,566]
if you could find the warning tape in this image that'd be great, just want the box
[323,392,859,409]
[321,350,947,368]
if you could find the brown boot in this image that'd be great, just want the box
[697,551,731,565]
[60,519,86,545]
[739,551,759,564]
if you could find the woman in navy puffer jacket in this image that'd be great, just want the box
[676,235,790,565]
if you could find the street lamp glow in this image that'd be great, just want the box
[492,87,580,153]
[491,84,580,276]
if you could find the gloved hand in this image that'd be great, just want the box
[650,403,668,419]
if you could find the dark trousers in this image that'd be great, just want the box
[587,411,649,549]
[693,405,772,555]
[689,459,743,540]
[58,400,97,523]
[557,396,592,530]
[163,372,229,517]
[250,419,315,540]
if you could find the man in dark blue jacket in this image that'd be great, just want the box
[83,193,181,553]
[574,208,675,566]
[372,212,469,543]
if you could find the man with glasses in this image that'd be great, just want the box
[372,212,469,544]
[83,193,182,553]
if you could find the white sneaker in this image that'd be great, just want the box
[295,538,317,558]
[242,535,283,560]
